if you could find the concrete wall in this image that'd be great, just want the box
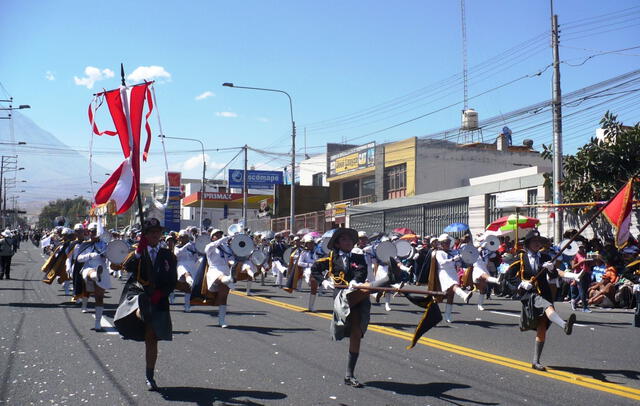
[299,153,328,186]
[414,138,548,194]
[384,137,417,196]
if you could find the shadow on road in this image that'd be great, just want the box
[549,365,640,384]
[159,386,286,406]
[364,381,499,406]
[459,320,517,328]
[213,325,313,336]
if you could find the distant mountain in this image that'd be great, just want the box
[0,112,109,214]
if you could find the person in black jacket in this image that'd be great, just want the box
[311,228,398,388]
[505,230,577,371]
[116,218,177,391]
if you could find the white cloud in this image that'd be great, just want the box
[257,117,270,123]
[45,71,55,81]
[215,111,238,118]
[183,154,210,171]
[127,65,171,82]
[73,66,115,89]
[195,91,215,101]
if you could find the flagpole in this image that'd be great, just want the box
[120,64,145,227]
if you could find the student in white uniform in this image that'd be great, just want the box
[472,238,502,311]
[435,233,472,323]
[173,230,200,312]
[204,229,235,327]
[298,235,319,311]
[77,223,112,332]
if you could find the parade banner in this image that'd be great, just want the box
[164,172,182,232]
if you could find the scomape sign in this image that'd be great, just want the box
[228,169,284,190]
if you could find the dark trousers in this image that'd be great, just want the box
[570,275,591,309]
[0,255,12,278]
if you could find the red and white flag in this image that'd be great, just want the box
[602,178,635,248]
[89,82,154,214]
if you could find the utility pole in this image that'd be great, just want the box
[551,2,564,244]
[242,145,248,230]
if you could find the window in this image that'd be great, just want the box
[312,172,324,186]
[527,189,538,218]
[384,164,407,199]
[361,176,375,197]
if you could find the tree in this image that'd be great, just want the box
[37,197,91,229]
[542,111,640,203]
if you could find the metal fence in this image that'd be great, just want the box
[349,198,469,237]
[271,210,329,234]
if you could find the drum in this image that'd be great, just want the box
[283,247,294,265]
[394,239,413,259]
[483,235,500,252]
[250,249,267,266]
[195,234,210,254]
[105,240,130,265]
[374,241,397,265]
[458,244,479,265]
[560,239,580,257]
[230,234,255,258]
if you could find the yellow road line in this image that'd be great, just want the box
[231,291,640,401]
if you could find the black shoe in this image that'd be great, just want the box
[344,376,364,388]
[464,291,473,304]
[531,363,546,371]
[564,313,576,335]
[146,378,159,391]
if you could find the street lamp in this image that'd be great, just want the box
[158,134,206,230]
[222,82,297,231]
[0,100,31,119]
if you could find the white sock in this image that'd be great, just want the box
[246,281,252,295]
[218,305,227,327]
[169,292,175,304]
[547,311,566,329]
[445,303,453,322]
[477,294,485,310]
[95,306,103,329]
[81,297,88,312]
[454,286,469,301]
[308,294,316,312]
[486,276,500,284]
[63,281,70,295]
[184,293,191,305]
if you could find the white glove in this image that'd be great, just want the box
[453,255,462,262]
[321,279,334,290]
[518,280,534,291]
[348,279,362,289]
[542,261,555,271]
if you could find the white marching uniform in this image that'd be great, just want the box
[175,241,199,281]
[204,237,233,292]
[472,248,496,283]
[298,249,317,285]
[77,241,112,291]
[435,249,459,291]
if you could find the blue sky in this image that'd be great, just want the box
[1,0,639,192]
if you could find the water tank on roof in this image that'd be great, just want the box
[461,109,479,130]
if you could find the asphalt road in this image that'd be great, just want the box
[1,244,639,406]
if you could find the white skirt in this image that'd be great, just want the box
[82,266,112,291]
[206,264,230,292]
[472,267,490,284]
[438,267,459,291]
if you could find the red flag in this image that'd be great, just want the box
[89,82,154,214]
[602,179,634,248]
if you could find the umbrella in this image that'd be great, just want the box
[486,214,539,232]
[393,227,415,235]
[296,228,312,235]
[444,222,469,233]
[308,231,322,238]
[400,233,418,241]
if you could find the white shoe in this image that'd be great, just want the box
[184,304,191,313]
[385,303,392,312]
[477,304,485,311]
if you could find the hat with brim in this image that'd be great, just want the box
[523,229,547,245]
[142,218,164,233]
[328,228,358,250]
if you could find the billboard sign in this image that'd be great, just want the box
[164,172,182,232]
[328,142,375,178]
[228,169,284,190]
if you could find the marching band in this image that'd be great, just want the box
[34,218,640,391]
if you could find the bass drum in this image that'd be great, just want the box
[483,235,500,252]
[394,239,413,259]
[560,239,580,257]
[250,249,267,266]
[230,234,255,259]
[195,234,210,254]
[283,247,294,264]
[105,240,130,265]
[374,241,397,265]
[459,244,479,265]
